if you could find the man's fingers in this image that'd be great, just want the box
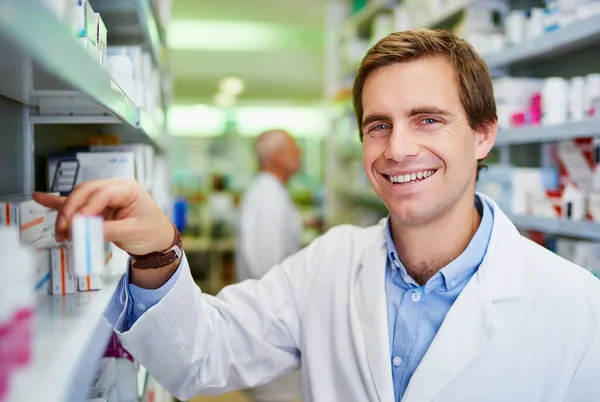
[33,192,66,211]
[78,187,114,217]
[59,178,137,229]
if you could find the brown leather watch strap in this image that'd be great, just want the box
[130,224,183,269]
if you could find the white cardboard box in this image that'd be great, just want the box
[48,152,136,195]
[50,247,77,295]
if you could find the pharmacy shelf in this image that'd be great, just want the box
[0,0,164,150]
[339,0,392,39]
[495,118,600,146]
[414,0,475,29]
[509,214,600,241]
[90,0,165,67]
[485,15,600,70]
[7,271,125,402]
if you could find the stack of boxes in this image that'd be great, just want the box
[75,1,108,69]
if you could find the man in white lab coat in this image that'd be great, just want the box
[236,130,303,401]
[35,29,600,402]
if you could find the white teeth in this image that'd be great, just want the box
[388,170,436,184]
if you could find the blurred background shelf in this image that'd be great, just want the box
[509,214,600,242]
[0,0,137,124]
[485,15,600,70]
[495,118,600,146]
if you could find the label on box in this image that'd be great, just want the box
[557,139,594,189]
[51,247,77,295]
[78,274,102,291]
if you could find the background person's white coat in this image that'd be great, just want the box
[235,171,303,401]
[236,172,302,282]
[114,196,600,401]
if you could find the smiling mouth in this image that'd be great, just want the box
[384,169,438,184]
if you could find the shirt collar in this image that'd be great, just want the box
[385,194,494,291]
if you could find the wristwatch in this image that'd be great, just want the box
[129,224,183,269]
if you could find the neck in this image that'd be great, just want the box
[391,194,481,285]
[261,166,289,184]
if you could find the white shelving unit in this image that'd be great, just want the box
[413,0,475,29]
[0,0,173,401]
[485,15,600,70]
[7,271,126,402]
[509,214,600,242]
[495,118,600,146]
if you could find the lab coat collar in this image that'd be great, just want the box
[354,195,524,402]
[403,194,524,402]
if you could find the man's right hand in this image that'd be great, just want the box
[33,178,180,288]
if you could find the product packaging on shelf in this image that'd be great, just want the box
[50,246,77,295]
[587,191,600,222]
[47,151,136,195]
[561,184,586,220]
[90,144,155,191]
[0,196,48,245]
[72,215,105,277]
[94,13,109,67]
[74,0,97,42]
[107,46,145,108]
[556,139,595,189]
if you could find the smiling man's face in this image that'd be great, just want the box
[361,56,495,227]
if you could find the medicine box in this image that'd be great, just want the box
[48,152,136,195]
[556,139,595,189]
[78,275,102,291]
[74,0,97,41]
[0,196,47,245]
[50,247,77,295]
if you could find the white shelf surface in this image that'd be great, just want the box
[485,15,600,69]
[7,271,125,402]
[495,118,600,146]
[509,214,600,241]
[0,0,164,150]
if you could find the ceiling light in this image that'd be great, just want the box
[219,77,245,95]
[214,92,237,108]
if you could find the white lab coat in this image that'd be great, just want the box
[236,172,303,282]
[235,172,303,400]
[115,195,600,401]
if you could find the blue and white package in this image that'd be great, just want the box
[72,215,105,276]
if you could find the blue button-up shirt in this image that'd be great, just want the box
[385,195,494,400]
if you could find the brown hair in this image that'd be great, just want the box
[352,29,497,178]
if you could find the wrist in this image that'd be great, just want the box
[130,256,182,289]
[129,224,182,270]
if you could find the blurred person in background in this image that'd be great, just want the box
[236,129,303,402]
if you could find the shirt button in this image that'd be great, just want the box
[411,292,421,302]
[393,356,402,366]
[136,302,147,311]
[393,259,400,268]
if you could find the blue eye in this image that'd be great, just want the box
[422,118,439,124]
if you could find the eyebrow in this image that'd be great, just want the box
[361,114,391,130]
[406,107,455,119]
[362,107,456,130]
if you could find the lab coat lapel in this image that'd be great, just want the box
[354,227,395,402]
[402,198,524,402]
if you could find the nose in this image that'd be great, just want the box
[383,125,421,161]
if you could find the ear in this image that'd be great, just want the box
[474,120,497,160]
